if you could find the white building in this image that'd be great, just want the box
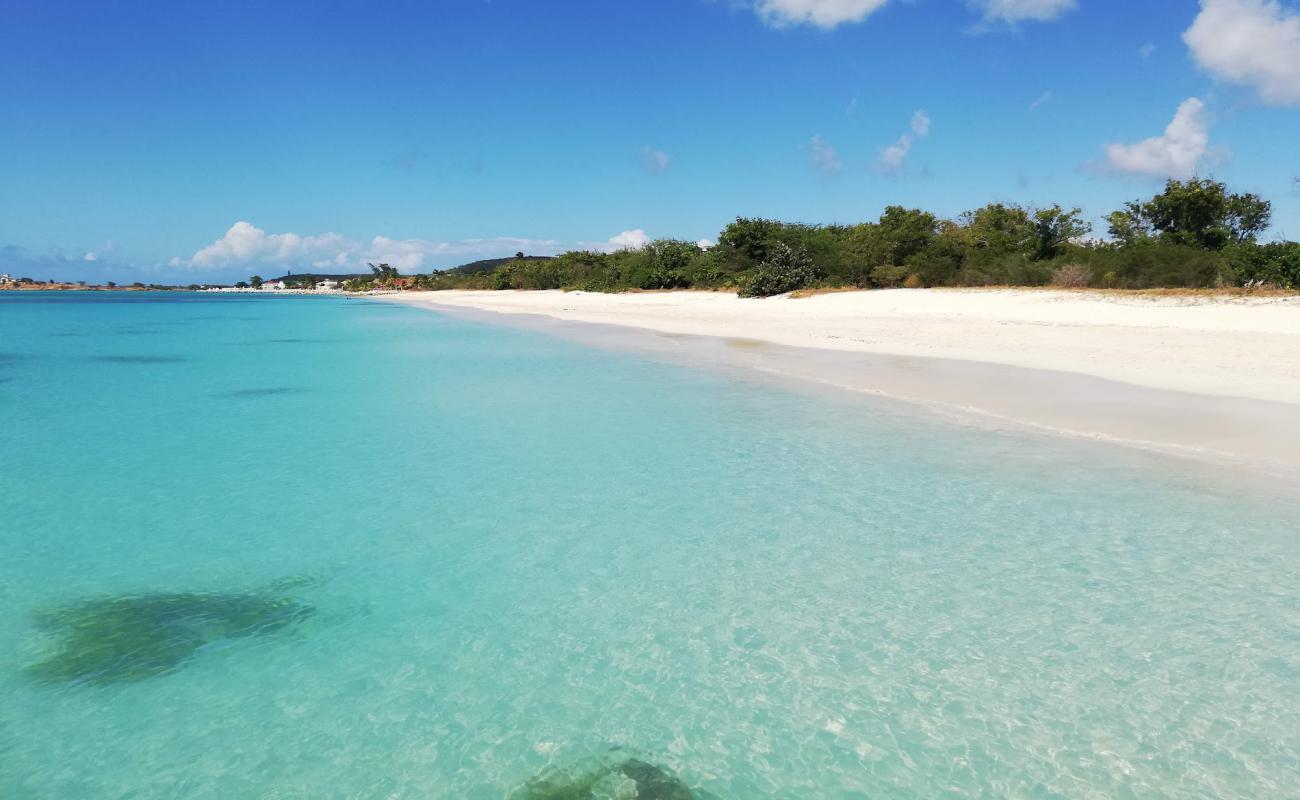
[0,274,13,285]
[317,279,339,291]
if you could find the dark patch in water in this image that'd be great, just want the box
[215,387,304,399]
[512,751,695,799]
[0,353,24,364]
[112,328,160,336]
[24,590,313,686]
[225,338,330,347]
[89,355,187,364]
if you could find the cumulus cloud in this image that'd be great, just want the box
[753,0,890,28]
[875,110,931,175]
[1103,98,1212,179]
[697,239,716,250]
[808,135,843,174]
[605,229,652,250]
[172,221,561,273]
[1184,0,1300,106]
[971,0,1076,24]
[642,146,672,173]
[176,222,349,270]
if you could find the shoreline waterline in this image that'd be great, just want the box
[376,290,1300,480]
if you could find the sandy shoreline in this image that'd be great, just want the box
[378,288,1300,473]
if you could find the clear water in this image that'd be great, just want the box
[1,291,1297,799]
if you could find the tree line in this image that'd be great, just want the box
[355,179,1300,297]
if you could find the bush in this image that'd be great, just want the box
[1050,264,1092,288]
[738,243,817,297]
[870,265,909,288]
[1224,242,1300,289]
[903,273,924,289]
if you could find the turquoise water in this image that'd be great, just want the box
[1,291,1297,798]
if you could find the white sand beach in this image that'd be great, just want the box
[383,288,1300,472]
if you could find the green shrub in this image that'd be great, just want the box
[738,243,817,297]
[1224,242,1300,289]
[870,265,909,288]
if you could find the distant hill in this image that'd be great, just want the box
[260,256,552,282]
[264,273,366,282]
[440,255,553,276]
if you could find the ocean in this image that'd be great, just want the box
[1,291,1297,798]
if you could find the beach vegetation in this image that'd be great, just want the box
[738,242,818,297]
[387,179,1293,294]
[1050,264,1092,288]
[1106,178,1270,250]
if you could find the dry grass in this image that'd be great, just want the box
[788,286,869,299]
[1050,264,1092,289]
[791,284,1300,300]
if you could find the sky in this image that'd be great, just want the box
[2,0,1299,283]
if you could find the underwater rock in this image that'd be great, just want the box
[511,751,694,800]
[24,590,313,685]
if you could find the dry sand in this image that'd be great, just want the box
[380,288,1300,473]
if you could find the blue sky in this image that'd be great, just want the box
[2,0,1298,283]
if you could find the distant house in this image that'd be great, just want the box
[317,279,339,291]
[0,274,12,285]
[266,280,287,290]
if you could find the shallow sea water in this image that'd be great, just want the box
[1,291,1297,798]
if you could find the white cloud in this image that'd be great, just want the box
[696,239,716,250]
[83,251,98,262]
[1139,43,1156,60]
[910,110,931,136]
[877,138,912,174]
[1028,90,1053,111]
[971,0,1076,24]
[808,134,843,173]
[642,146,672,173]
[753,0,890,28]
[1184,0,1300,106]
[178,222,353,270]
[875,109,930,175]
[605,229,652,251]
[172,221,561,273]
[1103,97,1211,179]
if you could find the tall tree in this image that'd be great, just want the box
[1108,179,1271,250]
[962,203,1035,256]
[1032,205,1091,260]
[877,206,938,264]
